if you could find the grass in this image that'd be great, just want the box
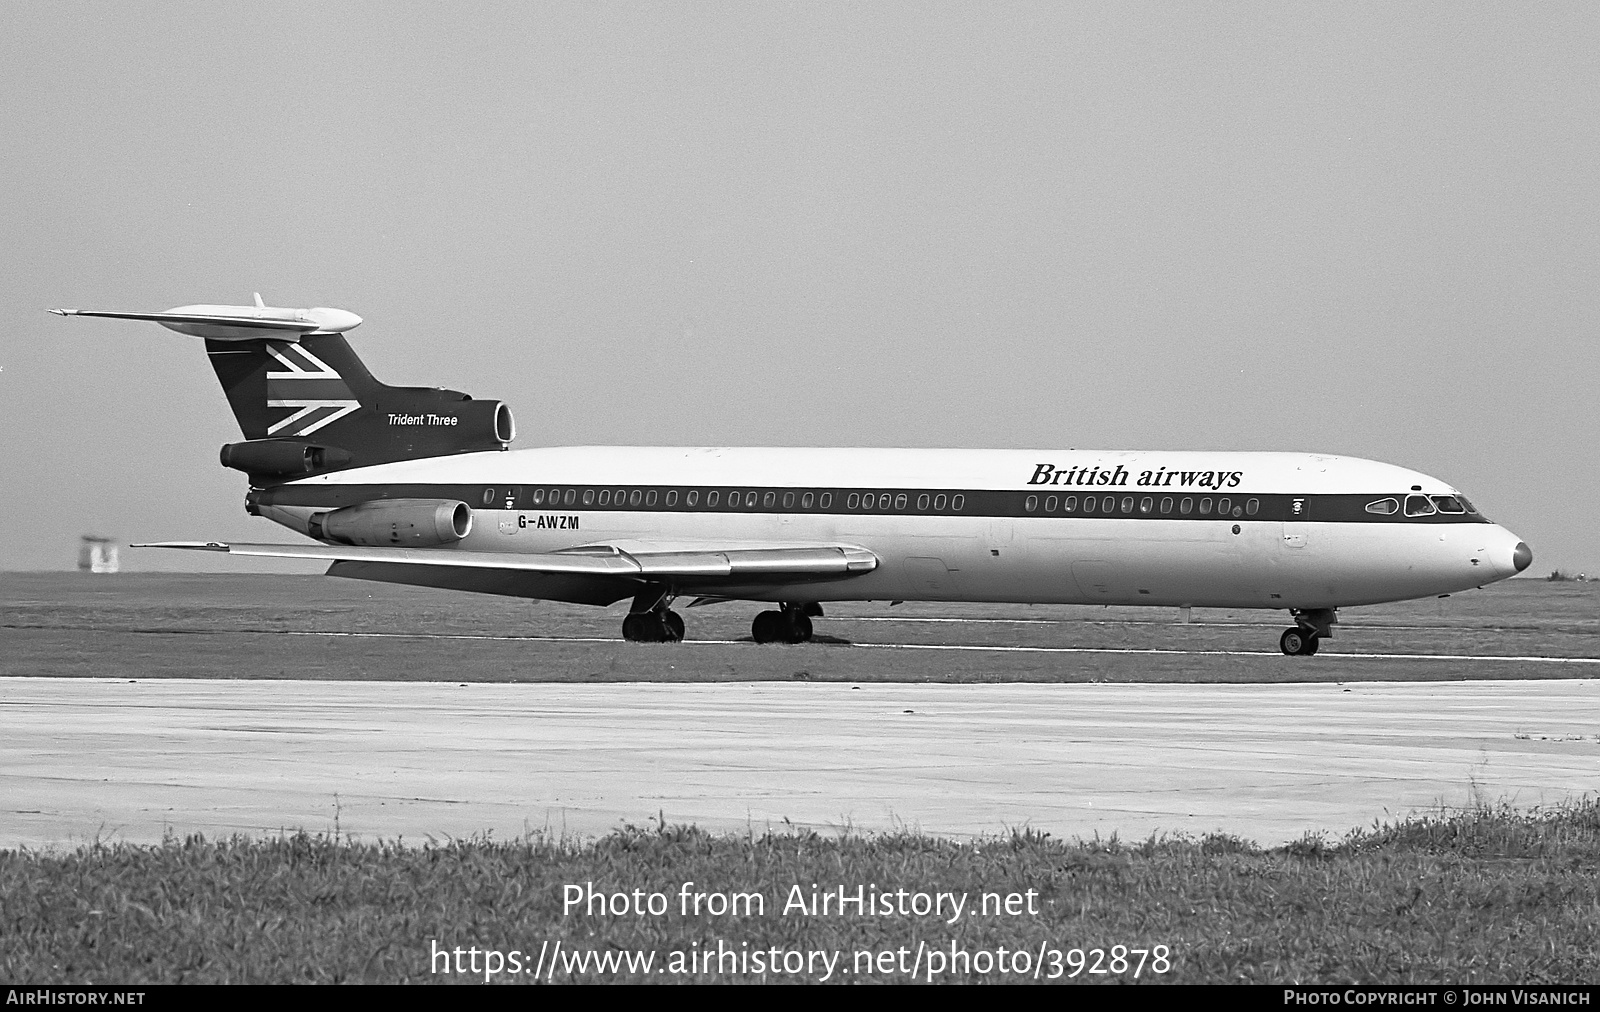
[4,800,1597,984]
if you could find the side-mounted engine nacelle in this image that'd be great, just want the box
[308,499,472,548]
[220,439,353,479]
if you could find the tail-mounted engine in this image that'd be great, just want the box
[308,499,472,548]
[220,439,353,479]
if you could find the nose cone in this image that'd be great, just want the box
[1513,541,1532,573]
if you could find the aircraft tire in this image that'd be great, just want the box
[1279,628,1307,656]
[1299,633,1319,656]
[785,611,813,644]
[622,613,645,642]
[752,610,785,644]
[624,612,674,643]
[662,610,685,642]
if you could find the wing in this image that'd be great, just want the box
[138,540,879,605]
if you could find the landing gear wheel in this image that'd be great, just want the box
[1279,628,1319,656]
[623,613,648,642]
[785,610,813,643]
[662,610,685,642]
[623,611,682,643]
[752,610,785,644]
[1280,628,1306,656]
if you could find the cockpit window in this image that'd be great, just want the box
[1365,498,1398,515]
[1431,495,1466,514]
[1404,494,1436,517]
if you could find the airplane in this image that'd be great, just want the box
[53,297,1532,655]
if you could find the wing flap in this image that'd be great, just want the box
[137,541,879,579]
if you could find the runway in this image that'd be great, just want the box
[4,676,1597,850]
[277,627,1600,664]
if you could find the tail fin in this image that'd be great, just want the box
[54,299,514,483]
[208,334,515,481]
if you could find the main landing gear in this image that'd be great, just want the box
[622,609,684,643]
[621,586,684,643]
[751,603,819,644]
[1279,608,1336,656]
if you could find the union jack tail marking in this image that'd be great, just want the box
[264,341,361,436]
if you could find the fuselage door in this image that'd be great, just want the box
[1283,496,1310,549]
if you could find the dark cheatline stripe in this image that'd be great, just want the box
[254,483,1492,525]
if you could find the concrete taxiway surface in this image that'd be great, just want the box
[4,677,1597,849]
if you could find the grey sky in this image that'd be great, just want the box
[2,2,1595,573]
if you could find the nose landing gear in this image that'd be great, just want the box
[1280,607,1335,656]
[1279,627,1319,656]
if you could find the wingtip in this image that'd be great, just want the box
[131,541,232,551]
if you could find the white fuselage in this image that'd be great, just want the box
[254,446,1528,611]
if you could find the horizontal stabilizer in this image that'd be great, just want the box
[51,300,361,341]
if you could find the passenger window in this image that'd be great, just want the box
[1404,495,1435,517]
[1218,498,1231,516]
[531,488,545,506]
[934,494,947,510]
[614,488,625,503]
[820,493,833,508]
[894,494,907,510]
[483,488,496,506]
[1431,495,1465,514]
[666,490,678,506]
[1180,497,1192,515]
[802,492,814,509]
[1121,497,1134,514]
[917,494,930,510]
[1044,495,1057,512]
[727,490,739,506]
[782,492,794,508]
[598,489,610,506]
[549,487,561,503]
[1160,497,1173,514]
[847,493,860,509]
[582,489,595,506]
[1025,495,1039,512]
[646,489,657,506]
[878,493,892,510]
[686,490,699,507]
[1199,498,1212,515]
[1245,498,1259,516]
[1064,496,1077,512]
[1139,497,1153,514]
[763,491,776,508]
[952,495,965,511]
[747,492,758,507]
[629,489,642,507]
[707,491,719,507]
[1104,496,1117,513]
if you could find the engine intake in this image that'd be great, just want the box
[309,499,472,548]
